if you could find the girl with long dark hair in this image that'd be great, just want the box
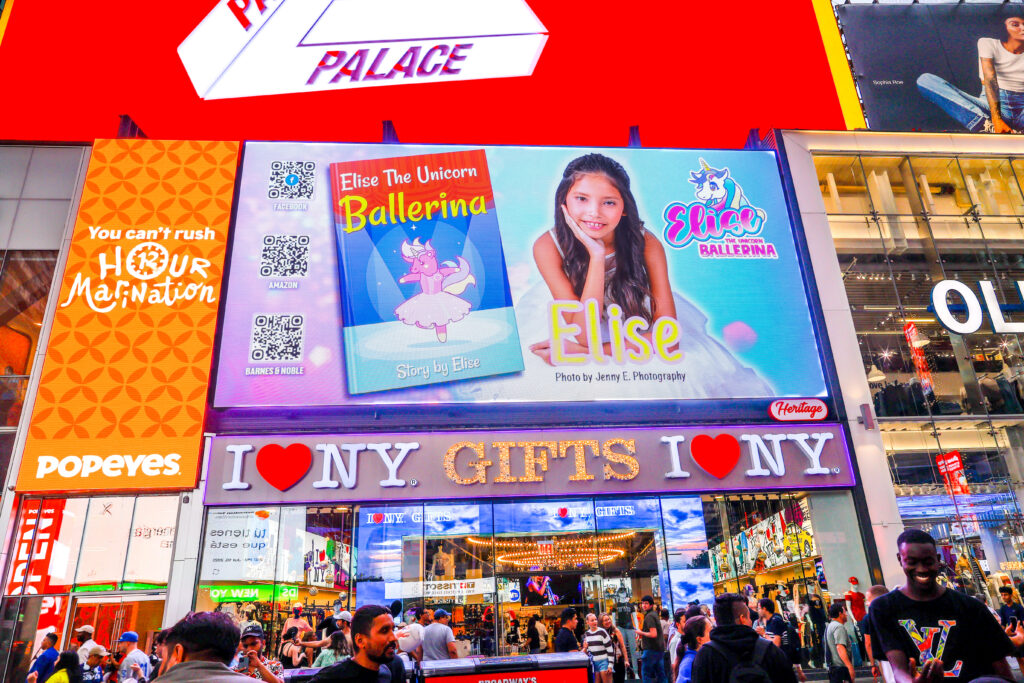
[531,153,675,362]
[674,616,710,683]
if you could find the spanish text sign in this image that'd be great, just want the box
[214,143,826,407]
[17,139,240,493]
[204,423,854,505]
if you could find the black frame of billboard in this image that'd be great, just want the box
[205,140,847,434]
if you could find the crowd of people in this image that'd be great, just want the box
[545,527,1024,683]
[23,527,1024,682]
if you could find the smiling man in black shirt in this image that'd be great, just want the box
[869,528,1013,683]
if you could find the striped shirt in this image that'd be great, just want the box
[584,627,612,662]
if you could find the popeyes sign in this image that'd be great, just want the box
[205,423,855,505]
[16,140,239,493]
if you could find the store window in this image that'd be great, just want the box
[199,496,717,661]
[0,495,177,681]
[813,150,1024,611]
[0,146,85,432]
[814,152,1024,419]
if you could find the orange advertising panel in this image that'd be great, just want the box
[16,139,239,493]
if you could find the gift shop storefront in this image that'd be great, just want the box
[198,427,861,666]
[196,139,880,673]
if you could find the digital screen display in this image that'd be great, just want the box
[214,142,827,407]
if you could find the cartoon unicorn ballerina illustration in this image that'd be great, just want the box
[395,237,476,342]
[690,158,768,224]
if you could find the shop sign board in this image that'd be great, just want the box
[931,279,1024,335]
[204,423,855,505]
[214,142,828,409]
[16,139,239,493]
[836,4,1024,134]
[178,0,548,100]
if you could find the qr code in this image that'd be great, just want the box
[268,161,316,200]
[249,314,304,362]
[260,235,310,278]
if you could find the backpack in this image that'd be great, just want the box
[706,638,773,683]
[780,623,801,664]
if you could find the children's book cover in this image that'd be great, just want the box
[330,149,524,394]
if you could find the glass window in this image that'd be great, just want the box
[0,250,58,427]
[123,496,179,589]
[196,506,284,632]
[353,504,423,610]
[74,498,135,591]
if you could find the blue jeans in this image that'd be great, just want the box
[641,649,668,683]
[917,72,1024,132]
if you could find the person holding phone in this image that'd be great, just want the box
[997,586,1024,672]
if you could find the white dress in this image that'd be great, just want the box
[445,230,772,402]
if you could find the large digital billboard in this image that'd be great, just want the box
[213,143,827,407]
[17,139,239,493]
[838,4,1024,133]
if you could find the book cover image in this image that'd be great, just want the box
[330,149,524,394]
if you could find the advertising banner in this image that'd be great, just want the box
[16,139,239,493]
[937,450,970,496]
[204,423,854,506]
[200,507,282,582]
[837,4,1024,133]
[214,143,826,408]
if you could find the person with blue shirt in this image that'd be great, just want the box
[28,633,60,683]
[674,616,710,683]
[117,631,151,682]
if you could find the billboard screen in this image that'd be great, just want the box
[838,4,1024,133]
[16,139,239,493]
[213,142,826,408]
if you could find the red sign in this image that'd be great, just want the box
[769,399,827,422]
[0,2,847,148]
[903,322,934,393]
[5,499,68,595]
[937,450,969,495]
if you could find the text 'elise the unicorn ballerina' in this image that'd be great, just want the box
[395,237,476,343]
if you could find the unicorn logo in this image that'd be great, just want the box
[662,158,774,258]
[690,158,767,224]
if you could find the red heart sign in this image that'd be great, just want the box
[557,507,568,518]
[690,434,741,479]
[372,513,384,524]
[256,443,312,491]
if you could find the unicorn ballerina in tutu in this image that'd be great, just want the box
[395,237,476,342]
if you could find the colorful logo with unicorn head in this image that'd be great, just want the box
[663,159,776,259]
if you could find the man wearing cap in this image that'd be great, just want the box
[82,645,110,683]
[75,625,99,666]
[421,609,457,661]
[117,631,151,682]
[232,623,284,682]
[337,611,354,654]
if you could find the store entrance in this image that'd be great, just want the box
[490,521,662,658]
[66,594,165,658]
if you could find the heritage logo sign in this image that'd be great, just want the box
[205,424,855,505]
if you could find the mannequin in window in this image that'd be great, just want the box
[429,546,455,580]
[844,577,866,622]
